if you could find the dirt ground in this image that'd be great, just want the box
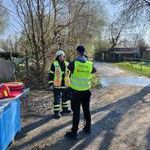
[8,63,150,150]
[8,84,150,150]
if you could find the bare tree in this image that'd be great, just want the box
[45,0,106,60]
[106,0,150,55]
[61,0,106,59]
[109,18,126,49]
[12,0,54,84]
[0,0,8,33]
[111,0,150,25]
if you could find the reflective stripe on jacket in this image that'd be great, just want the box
[53,61,70,87]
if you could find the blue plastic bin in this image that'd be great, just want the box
[0,97,21,150]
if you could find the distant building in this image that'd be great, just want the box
[143,48,150,60]
[102,48,141,61]
[0,48,19,81]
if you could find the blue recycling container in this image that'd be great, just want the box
[0,97,21,150]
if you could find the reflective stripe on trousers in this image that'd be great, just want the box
[53,104,60,111]
[62,101,68,108]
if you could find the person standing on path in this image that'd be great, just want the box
[65,45,96,139]
[48,50,71,119]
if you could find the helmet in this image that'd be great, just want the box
[56,50,65,57]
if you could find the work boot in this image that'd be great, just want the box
[61,109,71,114]
[83,126,91,134]
[65,132,77,140]
[53,112,61,119]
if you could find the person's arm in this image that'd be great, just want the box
[48,63,55,86]
[91,66,96,73]
[67,61,75,74]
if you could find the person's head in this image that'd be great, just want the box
[56,50,65,62]
[76,45,85,56]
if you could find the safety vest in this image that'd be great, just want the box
[53,61,70,87]
[70,61,93,91]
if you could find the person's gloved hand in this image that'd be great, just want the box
[49,83,54,91]
[49,85,53,91]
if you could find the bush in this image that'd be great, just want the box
[91,74,101,88]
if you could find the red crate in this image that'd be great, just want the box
[4,82,25,92]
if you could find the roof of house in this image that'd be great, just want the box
[0,48,19,58]
[0,48,6,53]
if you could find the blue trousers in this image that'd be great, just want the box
[53,88,70,113]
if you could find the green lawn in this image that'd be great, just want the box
[115,62,150,77]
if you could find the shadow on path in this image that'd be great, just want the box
[9,120,72,150]
[44,86,149,150]
[146,128,150,150]
[15,114,54,140]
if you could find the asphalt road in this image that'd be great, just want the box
[94,62,150,87]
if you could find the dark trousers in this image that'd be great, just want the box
[71,89,91,133]
[53,88,70,113]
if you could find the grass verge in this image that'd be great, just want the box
[114,62,150,77]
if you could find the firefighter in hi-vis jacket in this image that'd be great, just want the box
[48,50,71,119]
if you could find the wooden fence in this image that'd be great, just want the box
[123,57,150,71]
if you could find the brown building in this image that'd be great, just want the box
[143,48,150,60]
[102,48,141,61]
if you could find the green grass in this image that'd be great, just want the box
[115,62,150,77]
